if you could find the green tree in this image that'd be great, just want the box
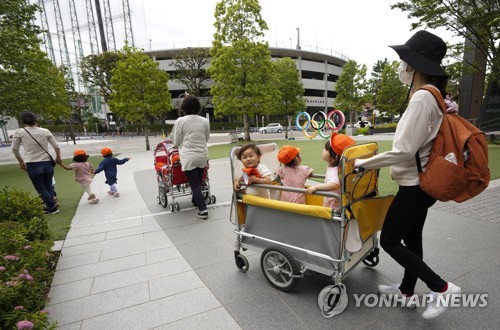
[80,51,125,102]
[334,60,370,125]
[0,0,69,120]
[376,61,409,117]
[109,45,172,150]
[273,57,305,139]
[171,47,211,97]
[209,0,279,141]
[368,58,389,105]
[392,0,500,85]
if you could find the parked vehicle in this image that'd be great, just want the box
[259,123,283,134]
[353,121,373,128]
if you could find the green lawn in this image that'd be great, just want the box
[1,141,499,240]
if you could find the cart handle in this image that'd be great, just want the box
[241,183,340,200]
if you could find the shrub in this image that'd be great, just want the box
[0,188,57,329]
[356,127,370,135]
[0,188,50,241]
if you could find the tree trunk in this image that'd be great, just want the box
[243,113,250,141]
[144,124,150,151]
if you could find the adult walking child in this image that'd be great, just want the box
[94,147,130,197]
[11,111,61,214]
[59,149,99,204]
[172,95,210,219]
[354,30,461,319]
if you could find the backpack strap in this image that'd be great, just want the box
[415,86,447,173]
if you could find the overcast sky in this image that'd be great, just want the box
[130,0,458,72]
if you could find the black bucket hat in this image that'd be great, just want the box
[389,30,447,76]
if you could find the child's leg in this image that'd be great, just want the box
[81,183,96,200]
[110,183,118,193]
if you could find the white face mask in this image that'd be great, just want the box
[398,61,415,85]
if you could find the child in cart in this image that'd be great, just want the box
[307,133,355,211]
[233,144,272,198]
[277,145,313,204]
[95,147,130,197]
[59,149,99,204]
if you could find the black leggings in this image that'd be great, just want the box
[185,167,207,212]
[380,185,446,294]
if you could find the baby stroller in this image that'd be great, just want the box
[230,142,394,315]
[154,139,215,212]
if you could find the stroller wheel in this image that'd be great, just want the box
[234,251,249,273]
[362,247,380,267]
[205,195,211,205]
[158,187,168,208]
[260,246,299,292]
[169,204,175,212]
[211,195,216,204]
[175,202,180,211]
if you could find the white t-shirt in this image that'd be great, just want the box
[172,114,210,171]
[244,163,272,198]
[323,166,340,210]
[356,86,443,186]
[11,126,59,163]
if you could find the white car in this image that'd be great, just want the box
[259,123,283,134]
[353,121,373,128]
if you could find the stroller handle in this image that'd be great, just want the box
[241,183,340,200]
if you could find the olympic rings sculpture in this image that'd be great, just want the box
[295,110,345,139]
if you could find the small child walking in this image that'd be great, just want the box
[233,144,272,198]
[307,133,355,211]
[59,149,99,204]
[277,145,313,204]
[94,147,130,197]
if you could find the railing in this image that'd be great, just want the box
[479,117,500,131]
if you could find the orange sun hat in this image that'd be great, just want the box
[277,145,300,165]
[330,132,356,156]
[101,147,112,156]
[73,149,87,157]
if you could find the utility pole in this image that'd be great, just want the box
[94,0,108,52]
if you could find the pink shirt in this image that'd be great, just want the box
[70,162,94,184]
[323,166,340,210]
[278,165,313,204]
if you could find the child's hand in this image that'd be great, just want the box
[234,180,241,190]
[306,186,317,194]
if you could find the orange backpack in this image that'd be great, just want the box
[416,86,490,202]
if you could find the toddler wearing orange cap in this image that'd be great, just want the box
[94,147,130,197]
[277,145,313,204]
[306,133,355,210]
[234,144,272,198]
[59,149,99,204]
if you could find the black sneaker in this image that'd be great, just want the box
[197,210,208,219]
[45,208,60,215]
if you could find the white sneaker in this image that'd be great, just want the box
[422,282,461,319]
[378,283,417,308]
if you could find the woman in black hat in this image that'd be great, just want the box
[354,31,461,319]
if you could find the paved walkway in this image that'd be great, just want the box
[7,134,498,329]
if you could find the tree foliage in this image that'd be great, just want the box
[171,47,211,97]
[334,60,370,123]
[376,61,409,116]
[209,0,279,140]
[109,45,172,150]
[273,57,305,138]
[0,0,69,120]
[80,51,125,102]
[392,0,500,84]
[368,58,389,104]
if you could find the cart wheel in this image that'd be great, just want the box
[169,204,175,212]
[158,187,168,208]
[175,202,180,211]
[205,195,211,205]
[234,251,249,273]
[317,283,348,318]
[362,247,380,267]
[260,246,299,292]
[211,195,216,204]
